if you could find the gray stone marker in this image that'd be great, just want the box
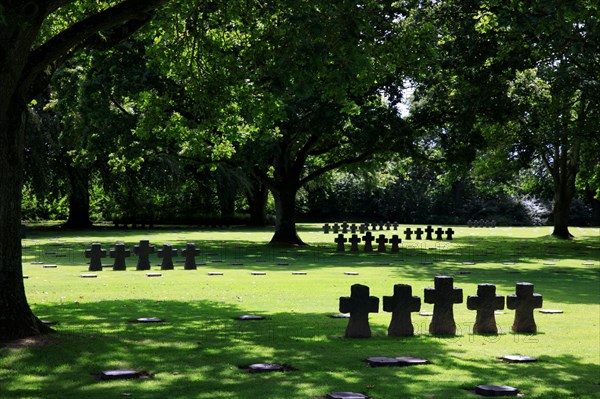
[403,227,413,240]
[110,243,130,271]
[326,393,369,399]
[348,234,361,252]
[339,284,379,338]
[425,225,434,240]
[362,232,375,252]
[157,244,178,270]
[182,243,201,270]
[335,234,347,252]
[383,284,421,337]
[389,235,401,253]
[507,282,543,333]
[99,370,148,381]
[501,355,537,363]
[85,243,106,272]
[424,276,463,335]
[475,385,519,397]
[247,363,287,373]
[134,240,155,271]
[467,284,505,334]
[376,235,388,252]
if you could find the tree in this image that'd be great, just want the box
[410,0,599,238]
[0,0,169,341]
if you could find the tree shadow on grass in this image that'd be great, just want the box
[2,299,599,398]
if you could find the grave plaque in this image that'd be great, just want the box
[157,244,178,270]
[467,284,504,334]
[326,393,369,399]
[99,370,147,381]
[335,234,347,252]
[425,225,434,240]
[362,232,375,252]
[507,282,543,333]
[247,363,287,373]
[475,385,519,397]
[134,240,155,271]
[237,315,265,320]
[424,276,463,335]
[339,284,379,338]
[348,234,361,252]
[376,235,388,252]
[182,243,201,270]
[501,355,537,363]
[85,243,106,272]
[383,284,421,337]
[110,243,130,271]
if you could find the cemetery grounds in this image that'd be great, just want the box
[1,225,599,398]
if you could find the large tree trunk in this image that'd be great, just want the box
[550,144,578,239]
[270,185,305,246]
[64,165,92,229]
[0,106,53,341]
[247,181,269,226]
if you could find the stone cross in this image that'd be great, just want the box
[341,222,349,234]
[404,227,413,240]
[335,234,347,252]
[339,284,379,338]
[157,244,178,270]
[350,223,357,234]
[348,234,361,252]
[467,284,505,334]
[415,227,424,240]
[434,227,444,240]
[385,221,391,230]
[507,282,543,333]
[445,227,455,240]
[85,243,106,272]
[376,235,388,252]
[332,223,340,234]
[378,222,384,231]
[425,225,434,240]
[371,222,378,231]
[182,243,201,270]
[110,243,130,271]
[389,235,402,252]
[134,240,155,271]
[392,222,398,230]
[424,276,463,335]
[359,224,366,234]
[322,223,331,234]
[383,284,421,336]
[362,232,375,252]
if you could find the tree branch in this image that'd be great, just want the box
[299,150,374,186]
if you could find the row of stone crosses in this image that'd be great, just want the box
[84,240,200,271]
[334,228,454,253]
[340,276,543,338]
[326,223,455,241]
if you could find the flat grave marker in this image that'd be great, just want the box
[474,385,519,397]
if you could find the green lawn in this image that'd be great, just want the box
[2,225,599,398]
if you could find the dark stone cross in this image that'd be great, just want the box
[85,243,106,272]
[392,222,398,230]
[339,284,379,338]
[445,227,455,240]
[378,222,384,231]
[424,276,463,335]
[350,223,357,234]
[359,224,366,234]
[348,234,361,252]
[332,223,340,234]
[371,222,378,231]
[383,284,421,336]
[376,235,388,252]
[415,228,424,240]
[362,232,375,252]
[389,235,402,252]
[182,243,201,270]
[335,234,347,252]
[434,227,444,240]
[467,284,505,334]
[425,225,434,240]
[157,244,178,270]
[134,240,155,271]
[507,282,543,333]
[404,227,413,240]
[341,222,349,234]
[322,223,331,234]
[110,243,130,271]
[385,221,391,230]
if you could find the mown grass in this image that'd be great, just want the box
[1,224,599,398]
